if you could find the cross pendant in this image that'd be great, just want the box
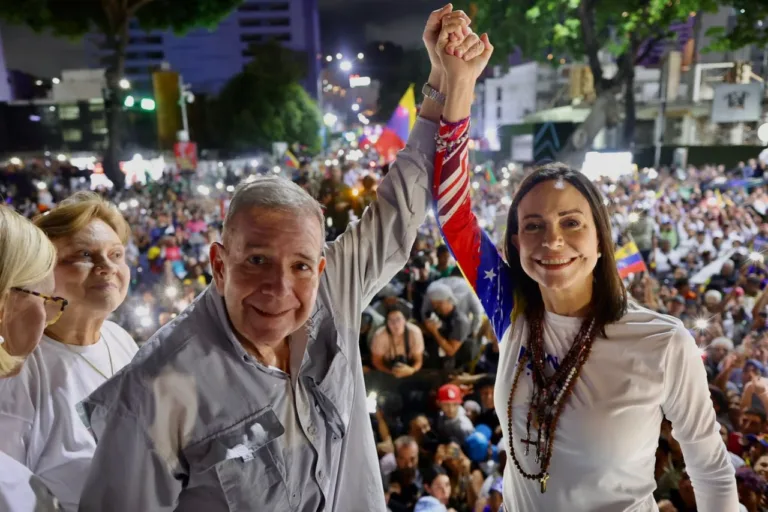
[540,473,550,494]
[521,437,537,456]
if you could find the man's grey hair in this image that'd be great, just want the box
[223,175,324,238]
[394,435,418,452]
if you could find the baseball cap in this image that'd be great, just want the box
[437,384,463,404]
[745,434,768,448]
[464,431,489,462]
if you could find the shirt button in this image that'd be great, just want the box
[307,424,317,437]
[317,470,324,480]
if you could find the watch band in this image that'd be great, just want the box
[422,82,446,106]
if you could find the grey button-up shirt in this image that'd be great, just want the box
[76,117,437,512]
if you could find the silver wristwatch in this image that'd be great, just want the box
[422,82,446,106]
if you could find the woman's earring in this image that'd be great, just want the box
[597,252,602,258]
[0,335,5,345]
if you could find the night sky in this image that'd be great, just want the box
[0,0,445,78]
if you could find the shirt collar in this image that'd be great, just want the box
[204,285,319,377]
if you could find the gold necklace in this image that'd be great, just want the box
[60,337,114,380]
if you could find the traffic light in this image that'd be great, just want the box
[123,95,155,110]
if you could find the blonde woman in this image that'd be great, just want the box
[0,192,138,511]
[0,205,62,511]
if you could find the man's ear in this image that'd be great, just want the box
[210,243,227,295]
[318,256,327,276]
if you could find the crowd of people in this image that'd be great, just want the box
[4,143,768,512]
[0,6,765,512]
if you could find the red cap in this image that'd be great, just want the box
[437,384,463,404]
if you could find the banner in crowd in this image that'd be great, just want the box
[615,241,647,278]
[711,83,764,123]
[174,141,198,172]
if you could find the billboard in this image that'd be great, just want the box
[711,83,764,123]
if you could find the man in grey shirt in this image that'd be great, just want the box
[76,7,482,511]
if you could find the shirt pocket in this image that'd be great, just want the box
[186,406,289,512]
[305,349,354,441]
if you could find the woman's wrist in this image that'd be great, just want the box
[443,79,475,122]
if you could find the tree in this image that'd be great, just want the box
[210,43,322,154]
[463,0,766,166]
[0,0,242,189]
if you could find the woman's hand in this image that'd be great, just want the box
[436,22,493,88]
[422,4,471,83]
[436,21,493,121]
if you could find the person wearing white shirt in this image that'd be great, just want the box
[0,193,138,512]
[0,206,62,511]
[430,60,739,512]
[653,239,681,276]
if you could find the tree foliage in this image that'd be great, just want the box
[461,0,767,158]
[0,0,243,39]
[210,43,322,154]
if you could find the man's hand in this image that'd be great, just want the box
[749,373,768,395]
[422,4,471,82]
[424,319,440,334]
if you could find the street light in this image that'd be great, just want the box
[52,77,60,84]
[335,53,343,60]
[351,104,360,112]
[323,112,338,126]
[340,61,352,72]
[325,55,333,62]
[119,78,131,89]
[124,95,135,108]
[35,80,43,86]
[357,52,364,60]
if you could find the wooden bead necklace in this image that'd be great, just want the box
[506,311,597,493]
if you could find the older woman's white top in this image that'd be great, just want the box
[495,302,738,512]
[0,321,137,511]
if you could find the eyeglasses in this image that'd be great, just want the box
[10,288,69,326]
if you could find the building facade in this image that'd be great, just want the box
[86,0,321,97]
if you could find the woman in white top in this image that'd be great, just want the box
[431,19,738,510]
[0,193,138,512]
[0,205,62,511]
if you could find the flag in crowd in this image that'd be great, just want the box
[615,241,647,278]
[374,84,417,163]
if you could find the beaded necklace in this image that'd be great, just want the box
[506,312,598,493]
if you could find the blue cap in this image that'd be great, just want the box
[745,359,767,376]
[475,424,492,440]
[464,431,489,462]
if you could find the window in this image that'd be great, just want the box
[241,34,265,44]
[125,51,164,60]
[91,119,107,135]
[239,1,289,12]
[59,105,80,120]
[266,18,290,27]
[497,106,502,119]
[497,87,502,102]
[127,35,162,45]
[89,102,104,113]
[62,129,82,142]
